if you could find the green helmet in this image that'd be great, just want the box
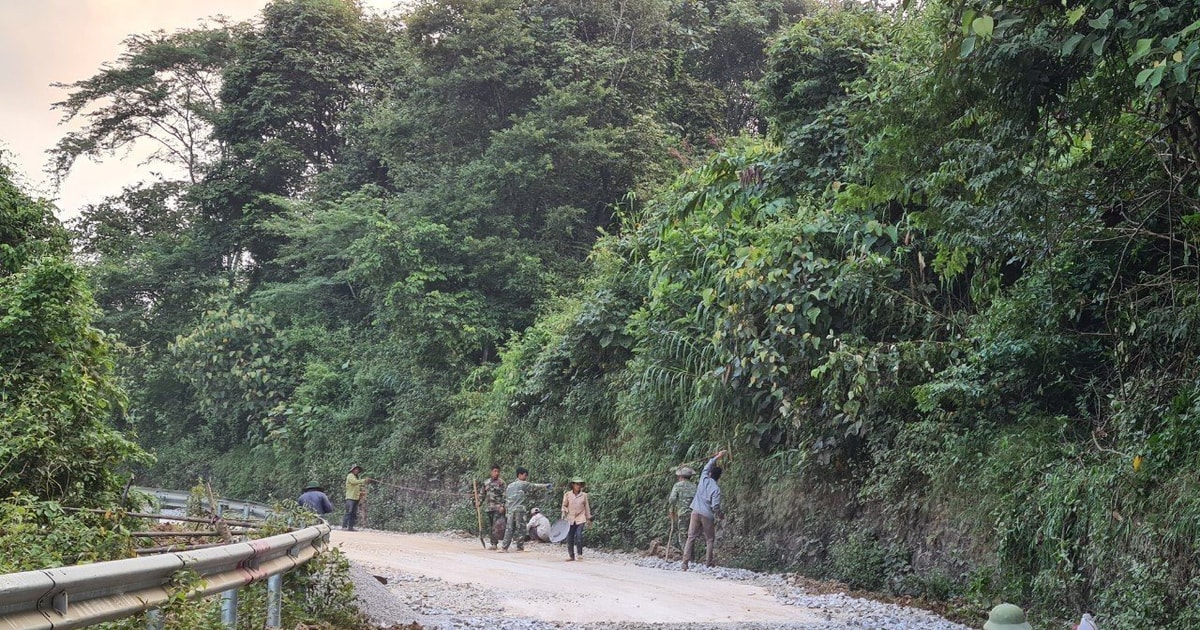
[983,603,1032,630]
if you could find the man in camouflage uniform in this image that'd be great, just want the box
[481,464,506,550]
[502,467,552,552]
[666,466,697,556]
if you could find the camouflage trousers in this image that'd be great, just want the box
[502,507,528,551]
[486,510,504,546]
[670,512,691,554]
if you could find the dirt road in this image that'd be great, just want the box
[332,530,970,630]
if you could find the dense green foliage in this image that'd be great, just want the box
[1,158,142,501]
[41,0,1200,626]
[0,158,146,570]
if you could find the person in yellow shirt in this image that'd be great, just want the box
[343,464,369,531]
[561,478,592,561]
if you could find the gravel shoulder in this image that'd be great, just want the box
[337,529,971,630]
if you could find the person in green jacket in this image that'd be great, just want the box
[666,466,696,556]
[343,464,369,531]
[501,467,552,552]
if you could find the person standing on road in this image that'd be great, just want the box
[298,482,334,515]
[666,466,696,555]
[682,450,726,571]
[343,464,369,531]
[502,467,552,552]
[562,478,593,561]
[481,464,507,550]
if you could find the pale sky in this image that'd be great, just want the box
[0,0,393,220]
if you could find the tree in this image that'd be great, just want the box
[0,159,144,502]
[52,24,241,184]
[198,0,393,276]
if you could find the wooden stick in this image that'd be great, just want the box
[134,541,230,555]
[62,507,261,528]
[130,531,222,538]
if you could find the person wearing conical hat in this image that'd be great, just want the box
[666,466,697,556]
[298,481,334,515]
[561,478,592,561]
[343,465,370,531]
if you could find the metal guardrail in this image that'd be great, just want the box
[135,487,275,521]
[0,490,329,630]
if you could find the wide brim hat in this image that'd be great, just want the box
[983,603,1032,630]
[349,464,363,473]
[303,482,323,492]
[675,466,695,478]
[531,507,541,514]
[569,477,585,485]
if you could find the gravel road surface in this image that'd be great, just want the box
[334,529,972,630]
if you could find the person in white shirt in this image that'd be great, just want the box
[526,507,551,542]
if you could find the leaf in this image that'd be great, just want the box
[971,15,995,38]
[961,9,976,35]
[1092,35,1108,56]
[1062,33,1085,55]
[1148,64,1166,87]
[1066,6,1085,25]
[960,36,977,58]
[1087,8,1112,30]
[1136,67,1156,86]
[1129,38,1155,64]
[995,18,1023,33]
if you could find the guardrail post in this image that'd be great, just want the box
[146,608,163,630]
[220,588,238,628]
[266,574,283,628]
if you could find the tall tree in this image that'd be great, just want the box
[51,24,241,185]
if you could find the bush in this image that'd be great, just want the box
[827,530,909,592]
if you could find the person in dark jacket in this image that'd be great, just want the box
[298,482,334,515]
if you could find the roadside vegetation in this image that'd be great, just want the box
[4,0,1200,627]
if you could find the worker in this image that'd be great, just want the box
[561,478,593,561]
[343,464,369,531]
[298,481,334,515]
[481,464,506,550]
[666,466,696,555]
[501,467,552,552]
[682,450,726,571]
[527,507,551,542]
